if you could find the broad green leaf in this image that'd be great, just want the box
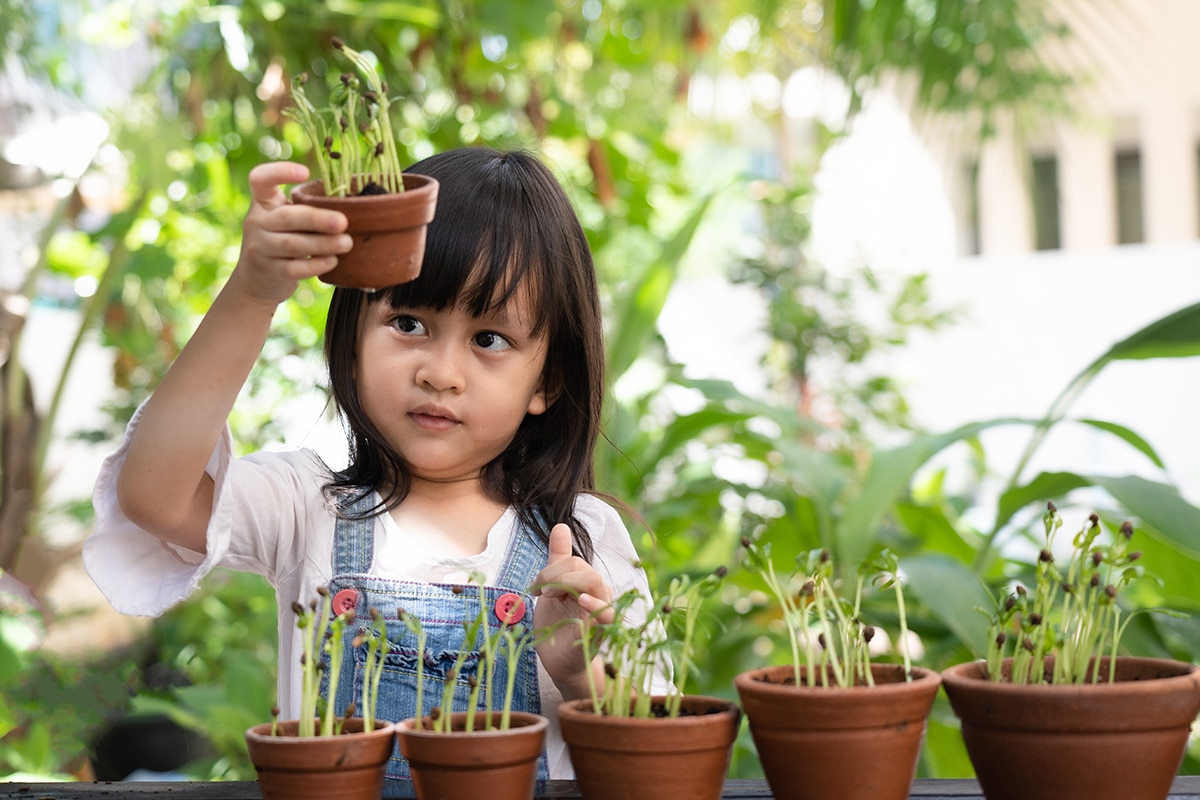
[1115,611,1179,661]
[1116,526,1200,610]
[893,503,977,565]
[1103,301,1200,361]
[652,407,759,466]
[1092,474,1200,558]
[994,471,1091,536]
[1008,303,1200,487]
[606,193,715,379]
[836,418,1029,566]
[607,260,673,381]
[902,553,994,659]
[1077,419,1166,468]
[992,472,1200,565]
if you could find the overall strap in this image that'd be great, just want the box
[495,512,551,589]
[332,491,376,575]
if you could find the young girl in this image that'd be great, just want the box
[84,146,664,781]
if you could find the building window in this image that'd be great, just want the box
[1031,155,1061,250]
[1114,149,1144,244]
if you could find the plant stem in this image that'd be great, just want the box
[893,579,912,680]
[320,607,344,737]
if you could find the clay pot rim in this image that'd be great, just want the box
[557,694,741,728]
[734,663,942,698]
[942,656,1200,696]
[397,711,548,740]
[245,718,398,743]
[291,173,438,204]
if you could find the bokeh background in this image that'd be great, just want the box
[2,0,1199,783]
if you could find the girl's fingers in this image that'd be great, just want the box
[246,163,348,234]
[578,593,615,625]
[273,203,349,235]
[262,230,353,260]
[248,162,310,206]
[283,254,340,280]
[532,559,608,600]
[252,202,348,238]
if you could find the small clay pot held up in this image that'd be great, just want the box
[557,695,742,800]
[941,656,1200,800]
[244,718,397,800]
[291,173,439,290]
[734,663,941,800]
[396,711,548,800]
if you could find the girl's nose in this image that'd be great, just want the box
[414,340,466,392]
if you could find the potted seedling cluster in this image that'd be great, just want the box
[394,573,548,800]
[286,37,438,290]
[243,586,396,800]
[557,566,742,800]
[941,502,1200,800]
[733,539,942,800]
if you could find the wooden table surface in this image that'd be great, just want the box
[5,778,1200,799]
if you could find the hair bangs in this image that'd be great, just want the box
[379,155,570,342]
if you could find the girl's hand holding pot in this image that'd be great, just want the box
[232,161,352,306]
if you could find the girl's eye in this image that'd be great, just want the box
[391,315,425,335]
[474,331,512,352]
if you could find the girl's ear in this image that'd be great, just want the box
[526,377,559,416]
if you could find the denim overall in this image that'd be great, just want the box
[324,493,550,788]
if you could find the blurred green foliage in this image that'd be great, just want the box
[132,571,279,779]
[0,577,138,780]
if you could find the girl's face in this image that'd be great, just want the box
[354,290,551,488]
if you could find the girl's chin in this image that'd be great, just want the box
[408,470,486,487]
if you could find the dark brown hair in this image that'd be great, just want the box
[323,147,604,560]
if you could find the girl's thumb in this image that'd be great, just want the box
[548,523,572,562]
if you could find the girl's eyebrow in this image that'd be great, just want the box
[480,305,514,325]
[474,294,534,328]
[480,307,536,336]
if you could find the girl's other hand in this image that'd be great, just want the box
[531,523,614,700]
[231,162,352,306]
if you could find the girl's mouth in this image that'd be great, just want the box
[409,405,460,431]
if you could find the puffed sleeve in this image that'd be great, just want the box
[83,400,332,617]
[83,401,230,616]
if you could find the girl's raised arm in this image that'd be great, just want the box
[115,162,351,554]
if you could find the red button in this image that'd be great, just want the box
[332,589,359,616]
[494,592,526,625]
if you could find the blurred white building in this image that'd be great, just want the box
[899,0,1200,500]
[666,0,1200,507]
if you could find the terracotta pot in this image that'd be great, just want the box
[291,173,439,290]
[941,656,1200,800]
[396,711,548,800]
[734,664,940,800]
[244,718,397,800]
[557,695,742,800]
